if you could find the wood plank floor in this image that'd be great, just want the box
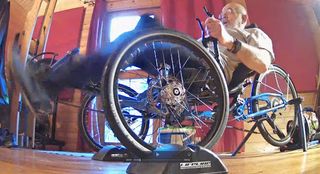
[0,146,320,174]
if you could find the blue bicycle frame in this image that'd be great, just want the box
[233,92,288,121]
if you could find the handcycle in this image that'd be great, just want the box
[78,21,299,155]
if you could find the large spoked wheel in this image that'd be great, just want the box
[79,84,149,151]
[252,65,298,146]
[102,29,229,155]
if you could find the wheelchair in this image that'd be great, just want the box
[78,27,298,155]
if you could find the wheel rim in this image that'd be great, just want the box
[105,30,228,152]
[82,95,105,149]
[254,65,297,145]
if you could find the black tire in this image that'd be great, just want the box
[79,84,149,151]
[102,29,229,155]
[252,65,298,146]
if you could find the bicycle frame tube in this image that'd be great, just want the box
[234,93,288,121]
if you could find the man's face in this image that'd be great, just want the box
[220,4,244,29]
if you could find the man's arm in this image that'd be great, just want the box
[205,17,273,74]
[230,41,272,73]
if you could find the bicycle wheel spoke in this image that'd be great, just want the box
[170,47,176,77]
[186,69,202,91]
[177,101,210,128]
[152,41,160,69]
[186,90,214,112]
[160,41,168,71]
[258,80,283,94]
[176,54,191,84]
[85,108,104,114]
[145,42,161,75]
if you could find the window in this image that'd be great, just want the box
[105,14,156,144]
[109,15,140,42]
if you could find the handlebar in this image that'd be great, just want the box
[197,6,220,61]
[203,6,213,17]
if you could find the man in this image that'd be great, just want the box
[204,2,274,84]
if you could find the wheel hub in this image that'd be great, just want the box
[160,78,186,106]
[147,77,186,117]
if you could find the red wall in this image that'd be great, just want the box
[33,7,85,60]
[161,0,225,38]
[247,0,318,92]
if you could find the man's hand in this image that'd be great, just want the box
[204,16,234,50]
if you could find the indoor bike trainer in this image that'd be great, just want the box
[92,144,228,174]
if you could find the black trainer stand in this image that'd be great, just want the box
[280,107,320,152]
[231,97,307,156]
[92,144,228,174]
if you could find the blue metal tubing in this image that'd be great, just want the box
[235,93,288,121]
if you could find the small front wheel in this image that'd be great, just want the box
[79,84,149,151]
[252,65,298,146]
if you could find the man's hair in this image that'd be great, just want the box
[135,13,161,30]
[223,2,248,27]
[229,2,247,15]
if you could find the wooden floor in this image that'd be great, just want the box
[0,146,320,174]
